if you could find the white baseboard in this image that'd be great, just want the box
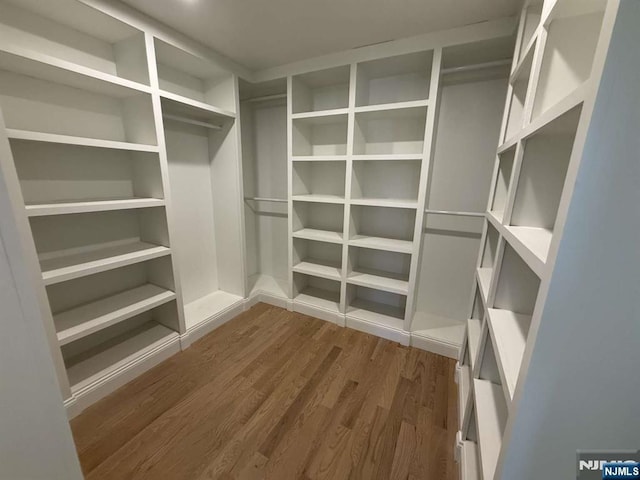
[346,316,411,345]
[180,300,245,348]
[410,332,460,359]
[293,301,345,326]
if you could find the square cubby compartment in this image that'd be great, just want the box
[503,74,530,141]
[467,287,484,370]
[11,140,163,206]
[477,223,500,299]
[349,205,416,254]
[509,106,580,262]
[355,51,432,107]
[518,0,543,61]
[346,284,406,328]
[292,202,344,244]
[292,160,345,202]
[347,247,410,295]
[0,1,149,85]
[532,4,606,119]
[489,148,515,223]
[292,66,350,113]
[354,106,427,155]
[293,273,341,314]
[30,208,170,285]
[47,256,177,346]
[154,38,234,111]
[292,239,342,282]
[351,159,420,207]
[292,114,348,157]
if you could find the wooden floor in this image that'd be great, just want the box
[71,303,459,480]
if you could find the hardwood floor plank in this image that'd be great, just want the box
[70,303,459,480]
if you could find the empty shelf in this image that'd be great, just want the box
[295,287,341,313]
[293,260,342,281]
[347,298,405,330]
[40,241,171,285]
[347,269,409,295]
[6,129,159,152]
[350,198,418,209]
[411,312,465,349]
[460,441,481,480]
[354,99,429,114]
[506,226,552,265]
[487,308,532,400]
[474,379,508,480]
[55,284,176,346]
[292,194,344,204]
[160,90,235,121]
[291,108,349,119]
[476,267,492,303]
[291,155,347,162]
[66,321,178,393]
[25,198,165,217]
[467,318,482,369]
[349,235,413,254]
[352,153,424,161]
[184,291,244,331]
[292,228,343,244]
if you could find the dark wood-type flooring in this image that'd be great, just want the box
[71,303,459,480]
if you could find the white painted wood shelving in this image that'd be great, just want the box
[455,0,620,478]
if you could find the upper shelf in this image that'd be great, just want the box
[292,65,351,114]
[25,198,165,217]
[160,91,236,126]
[6,129,160,153]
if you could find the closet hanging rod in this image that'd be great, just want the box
[243,93,287,103]
[441,59,512,75]
[425,209,485,218]
[163,114,222,130]
[244,196,287,203]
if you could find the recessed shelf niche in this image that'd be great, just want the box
[346,284,407,328]
[292,202,344,244]
[292,238,343,281]
[353,106,427,155]
[292,114,348,156]
[348,205,416,253]
[351,159,420,205]
[347,247,410,295]
[489,148,515,223]
[292,160,346,201]
[293,273,341,313]
[291,65,350,113]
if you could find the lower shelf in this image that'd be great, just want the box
[349,235,413,254]
[54,284,176,346]
[66,321,178,394]
[474,378,508,480]
[293,259,342,281]
[459,440,481,480]
[347,269,409,295]
[184,291,244,331]
[346,298,404,330]
[295,287,341,313]
[411,311,465,359]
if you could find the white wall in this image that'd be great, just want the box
[0,111,83,479]
[499,2,640,477]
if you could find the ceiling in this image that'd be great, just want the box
[121,0,522,72]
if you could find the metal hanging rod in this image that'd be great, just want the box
[425,209,485,218]
[441,59,512,76]
[163,113,222,130]
[244,196,287,203]
[243,93,287,103]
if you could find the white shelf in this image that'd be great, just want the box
[66,322,178,393]
[352,153,424,161]
[40,241,171,285]
[291,194,344,204]
[295,287,341,313]
[5,129,159,153]
[349,235,413,254]
[25,198,164,217]
[467,317,482,369]
[476,267,492,303]
[347,269,409,295]
[159,90,235,121]
[474,379,508,480]
[184,291,244,331]
[412,312,465,350]
[354,99,429,114]
[487,308,532,400]
[505,225,551,267]
[292,259,342,281]
[346,298,405,330]
[292,228,343,244]
[291,155,347,162]
[460,441,481,480]
[350,198,418,209]
[54,284,176,346]
[458,363,472,425]
[291,108,349,120]
[0,45,151,97]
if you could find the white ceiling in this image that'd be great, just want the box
[121,0,522,71]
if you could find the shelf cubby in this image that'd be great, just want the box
[355,51,432,107]
[292,202,344,244]
[517,1,543,62]
[346,284,406,329]
[509,106,580,263]
[291,65,350,114]
[0,0,150,85]
[353,106,427,155]
[154,38,234,113]
[47,256,176,346]
[293,273,341,313]
[30,208,170,285]
[503,73,530,141]
[493,244,541,316]
[292,159,345,203]
[480,223,500,270]
[0,66,157,145]
[11,139,163,208]
[489,148,515,223]
[347,247,410,295]
[292,238,343,281]
[351,159,420,208]
[532,5,605,119]
[348,205,415,254]
[292,113,348,157]
[473,376,508,480]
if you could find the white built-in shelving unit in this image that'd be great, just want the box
[456,0,618,478]
[0,0,245,417]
